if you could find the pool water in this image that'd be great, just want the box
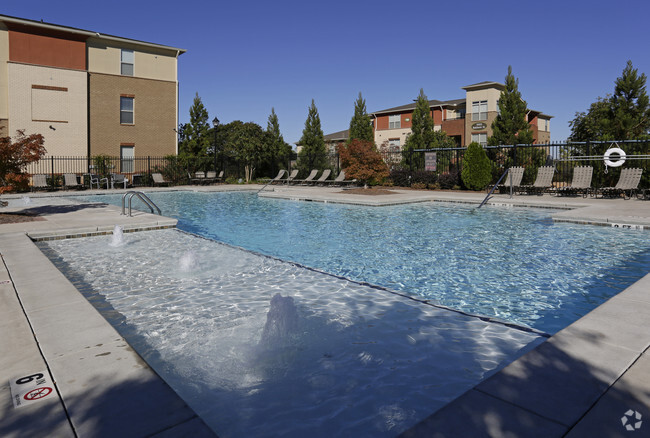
[39,229,545,437]
[75,191,650,334]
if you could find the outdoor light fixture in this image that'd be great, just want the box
[49,125,56,130]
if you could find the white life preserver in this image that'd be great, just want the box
[604,147,626,167]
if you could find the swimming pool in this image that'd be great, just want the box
[73,191,650,334]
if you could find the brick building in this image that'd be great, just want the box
[0,14,185,166]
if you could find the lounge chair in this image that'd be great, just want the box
[190,171,206,185]
[327,170,357,186]
[518,166,555,195]
[487,166,524,194]
[293,169,319,185]
[556,166,593,197]
[31,174,49,191]
[314,169,331,185]
[265,169,287,185]
[110,173,129,189]
[204,171,218,184]
[598,168,643,199]
[152,173,170,186]
[63,173,83,190]
[284,169,299,184]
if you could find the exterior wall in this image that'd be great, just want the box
[0,23,9,133]
[89,73,177,156]
[8,29,85,70]
[7,63,87,156]
[441,118,465,145]
[465,87,501,143]
[87,38,178,82]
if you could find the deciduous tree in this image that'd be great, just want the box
[223,121,270,182]
[0,130,46,193]
[338,139,389,186]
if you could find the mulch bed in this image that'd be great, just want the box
[338,187,398,196]
[0,213,45,224]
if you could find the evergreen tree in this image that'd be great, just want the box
[179,93,212,158]
[348,92,374,143]
[297,99,327,174]
[610,60,650,140]
[266,107,292,168]
[461,142,492,190]
[402,89,434,169]
[488,66,534,146]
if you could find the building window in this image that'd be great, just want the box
[472,100,487,121]
[120,96,134,124]
[471,133,487,147]
[120,145,135,173]
[389,114,401,129]
[121,49,134,76]
[388,138,400,149]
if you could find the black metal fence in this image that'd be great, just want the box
[23,140,650,190]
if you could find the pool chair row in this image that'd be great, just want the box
[188,171,224,185]
[491,166,645,199]
[31,173,130,191]
[265,169,357,186]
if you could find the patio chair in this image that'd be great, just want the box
[63,173,83,190]
[518,166,555,195]
[327,170,357,186]
[487,167,524,194]
[265,169,287,185]
[190,171,206,185]
[152,173,170,187]
[89,174,102,189]
[313,169,331,185]
[598,168,643,199]
[215,170,224,182]
[293,169,319,185]
[205,171,218,184]
[31,174,49,191]
[556,166,593,197]
[284,169,299,184]
[110,173,129,189]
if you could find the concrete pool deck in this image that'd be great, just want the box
[0,185,649,437]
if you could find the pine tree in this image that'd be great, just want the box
[488,66,534,146]
[402,89,435,169]
[610,60,650,140]
[179,93,212,157]
[266,108,292,170]
[297,99,327,173]
[348,92,374,143]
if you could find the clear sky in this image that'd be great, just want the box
[5,0,650,146]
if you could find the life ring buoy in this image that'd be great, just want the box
[604,147,626,167]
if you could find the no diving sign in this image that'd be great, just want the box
[9,372,56,408]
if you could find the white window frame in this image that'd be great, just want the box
[120,145,135,173]
[121,49,134,76]
[471,133,487,147]
[120,96,134,124]
[472,100,488,121]
[388,114,401,129]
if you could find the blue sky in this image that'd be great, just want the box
[5,0,650,145]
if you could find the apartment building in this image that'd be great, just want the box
[370,81,551,150]
[0,14,185,166]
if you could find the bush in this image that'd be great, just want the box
[411,171,438,188]
[461,142,492,190]
[389,169,411,187]
[438,171,460,189]
[338,139,389,185]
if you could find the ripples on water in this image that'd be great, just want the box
[74,191,650,334]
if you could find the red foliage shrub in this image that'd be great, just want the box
[337,139,389,185]
[0,130,46,193]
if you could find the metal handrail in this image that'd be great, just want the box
[478,168,509,209]
[121,191,161,216]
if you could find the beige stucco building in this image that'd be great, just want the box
[370,81,552,150]
[0,14,185,164]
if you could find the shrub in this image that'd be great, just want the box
[411,170,438,188]
[389,169,411,187]
[338,139,389,185]
[461,142,492,190]
[0,130,46,193]
[438,171,460,189]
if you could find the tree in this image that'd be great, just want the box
[461,142,492,190]
[266,108,292,171]
[348,92,373,143]
[223,121,270,182]
[402,88,435,169]
[297,99,327,174]
[0,130,46,193]
[179,93,212,158]
[338,139,389,186]
[488,66,533,146]
[569,61,650,142]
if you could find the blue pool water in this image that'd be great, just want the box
[75,191,650,334]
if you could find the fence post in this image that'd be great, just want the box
[148,156,151,186]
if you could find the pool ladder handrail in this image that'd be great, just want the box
[121,191,161,216]
[478,168,510,209]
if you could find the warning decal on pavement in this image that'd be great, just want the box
[9,372,56,408]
